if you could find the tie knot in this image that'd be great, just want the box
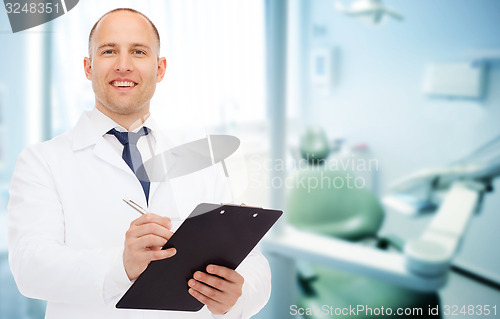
[107,127,150,145]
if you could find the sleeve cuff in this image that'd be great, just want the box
[211,300,245,319]
[103,246,133,305]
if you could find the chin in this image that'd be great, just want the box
[109,104,146,116]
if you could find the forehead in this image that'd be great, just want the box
[92,11,158,51]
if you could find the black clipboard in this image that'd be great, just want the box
[116,203,282,311]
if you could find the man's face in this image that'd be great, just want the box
[84,11,166,121]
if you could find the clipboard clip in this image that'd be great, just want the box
[221,203,263,209]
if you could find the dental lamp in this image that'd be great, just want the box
[334,0,404,25]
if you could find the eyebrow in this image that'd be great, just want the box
[97,42,117,51]
[131,43,152,50]
[97,42,152,51]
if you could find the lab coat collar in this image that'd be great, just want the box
[71,109,178,201]
[71,110,133,177]
[71,110,103,151]
[71,109,175,154]
[144,116,176,156]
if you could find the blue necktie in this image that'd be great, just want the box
[107,127,151,203]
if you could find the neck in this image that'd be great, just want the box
[96,104,150,131]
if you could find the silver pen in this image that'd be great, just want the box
[123,199,149,215]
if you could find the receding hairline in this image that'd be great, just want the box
[88,8,160,57]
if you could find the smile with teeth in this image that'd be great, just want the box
[111,81,137,87]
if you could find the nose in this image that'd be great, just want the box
[114,53,133,73]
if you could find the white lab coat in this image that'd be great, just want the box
[7,110,271,319]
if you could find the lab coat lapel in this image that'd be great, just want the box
[71,110,135,176]
[93,138,134,175]
[148,127,177,201]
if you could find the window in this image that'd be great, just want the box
[50,0,266,140]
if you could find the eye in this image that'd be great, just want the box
[102,49,115,55]
[133,50,146,55]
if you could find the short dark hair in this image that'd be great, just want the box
[88,8,160,57]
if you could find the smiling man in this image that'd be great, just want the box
[8,8,271,319]
[84,9,163,131]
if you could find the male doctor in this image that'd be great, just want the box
[8,8,271,319]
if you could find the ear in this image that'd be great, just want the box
[84,57,92,80]
[156,57,167,83]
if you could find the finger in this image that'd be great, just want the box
[128,223,174,241]
[188,279,225,301]
[207,265,244,285]
[149,247,176,261]
[188,288,231,315]
[132,234,170,250]
[132,213,172,229]
[193,271,230,293]
[188,288,226,314]
[188,281,227,310]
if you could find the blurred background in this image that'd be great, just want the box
[0,0,499,318]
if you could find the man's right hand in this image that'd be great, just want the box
[123,213,177,281]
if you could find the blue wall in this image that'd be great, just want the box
[0,9,28,185]
[301,0,500,280]
[0,10,46,319]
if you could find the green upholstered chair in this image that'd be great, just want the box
[286,127,440,318]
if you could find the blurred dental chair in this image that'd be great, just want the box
[285,127,440,318]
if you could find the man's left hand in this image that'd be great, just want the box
[188,265,244,315]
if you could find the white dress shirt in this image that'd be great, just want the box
[7,109,271,319]
[90,108,157,166]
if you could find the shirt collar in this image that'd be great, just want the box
[89,107,158,137]
[72,107,172,153]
